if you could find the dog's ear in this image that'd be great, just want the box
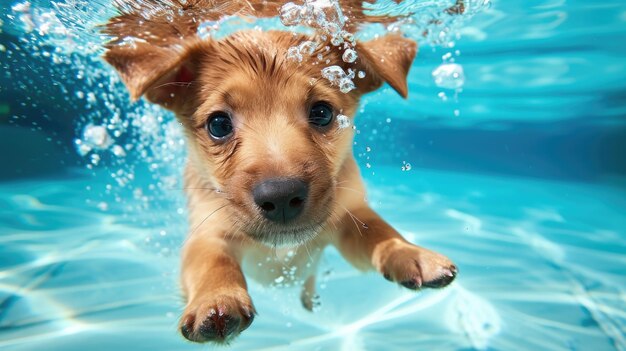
[355,34,417,98]
[104,40,202,113]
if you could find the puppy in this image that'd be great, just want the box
[104,0,457,344]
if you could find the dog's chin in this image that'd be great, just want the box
[247,224,323,248]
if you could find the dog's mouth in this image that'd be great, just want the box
[245,220,326,247]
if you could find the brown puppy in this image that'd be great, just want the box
[104,1,457,344]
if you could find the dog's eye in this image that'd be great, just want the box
[206,112,233,140]
[309,102,334,127]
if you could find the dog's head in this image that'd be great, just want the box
[105,30,416,246]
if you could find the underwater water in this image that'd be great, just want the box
[1,1,625,350]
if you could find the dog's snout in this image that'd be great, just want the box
[253,178,308,223]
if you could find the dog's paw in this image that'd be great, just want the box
[377,240,457,290]
[180,292,255,343]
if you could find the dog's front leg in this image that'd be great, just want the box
[335,206,458,290]
[179,234,254,343]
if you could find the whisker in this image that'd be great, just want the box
[328,211,341,232]
[338,204,364,238]
[151,81,196,90]
[302,240,315,264]
[187,203,229,238]
[336,186,365,196]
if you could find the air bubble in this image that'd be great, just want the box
[77,124,113,155]
[299,40,317,56]
[278,3,302,26]
[321,66,356,94]
[90,153,101,165]
[342,48,357,63]
[112,145,126,157]
[286,46,303,62]
[338,78,355,93]
[330,35,343,46]
[432,63,465,90]
[86,92,96,103]
[336,114,351,129]
[321,65,344,83]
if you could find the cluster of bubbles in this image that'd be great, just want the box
[279,0,366,95]
[286,40,318,63]
[279,0,349,44]
[277,0,491,127]
[427,1,490,116]
[10,2,71,48]
[401,160,412,172]
[433,45,466,115]
[371,0,491,117]
[321,65,356,94]
[3,1,188,255]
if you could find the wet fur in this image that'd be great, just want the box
[104,1,458,344]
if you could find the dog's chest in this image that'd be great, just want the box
[241,245,323,287]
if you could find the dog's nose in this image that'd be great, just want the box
[253,178,308,223]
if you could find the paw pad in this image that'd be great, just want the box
[180,303,255,343]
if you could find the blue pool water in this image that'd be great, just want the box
[1,1,625,351]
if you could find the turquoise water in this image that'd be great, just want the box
[1,1,626,351]
[1,168,625,350]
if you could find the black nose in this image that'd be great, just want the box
[253,178,309,223]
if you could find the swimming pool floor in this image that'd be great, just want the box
[0,167,624,351]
